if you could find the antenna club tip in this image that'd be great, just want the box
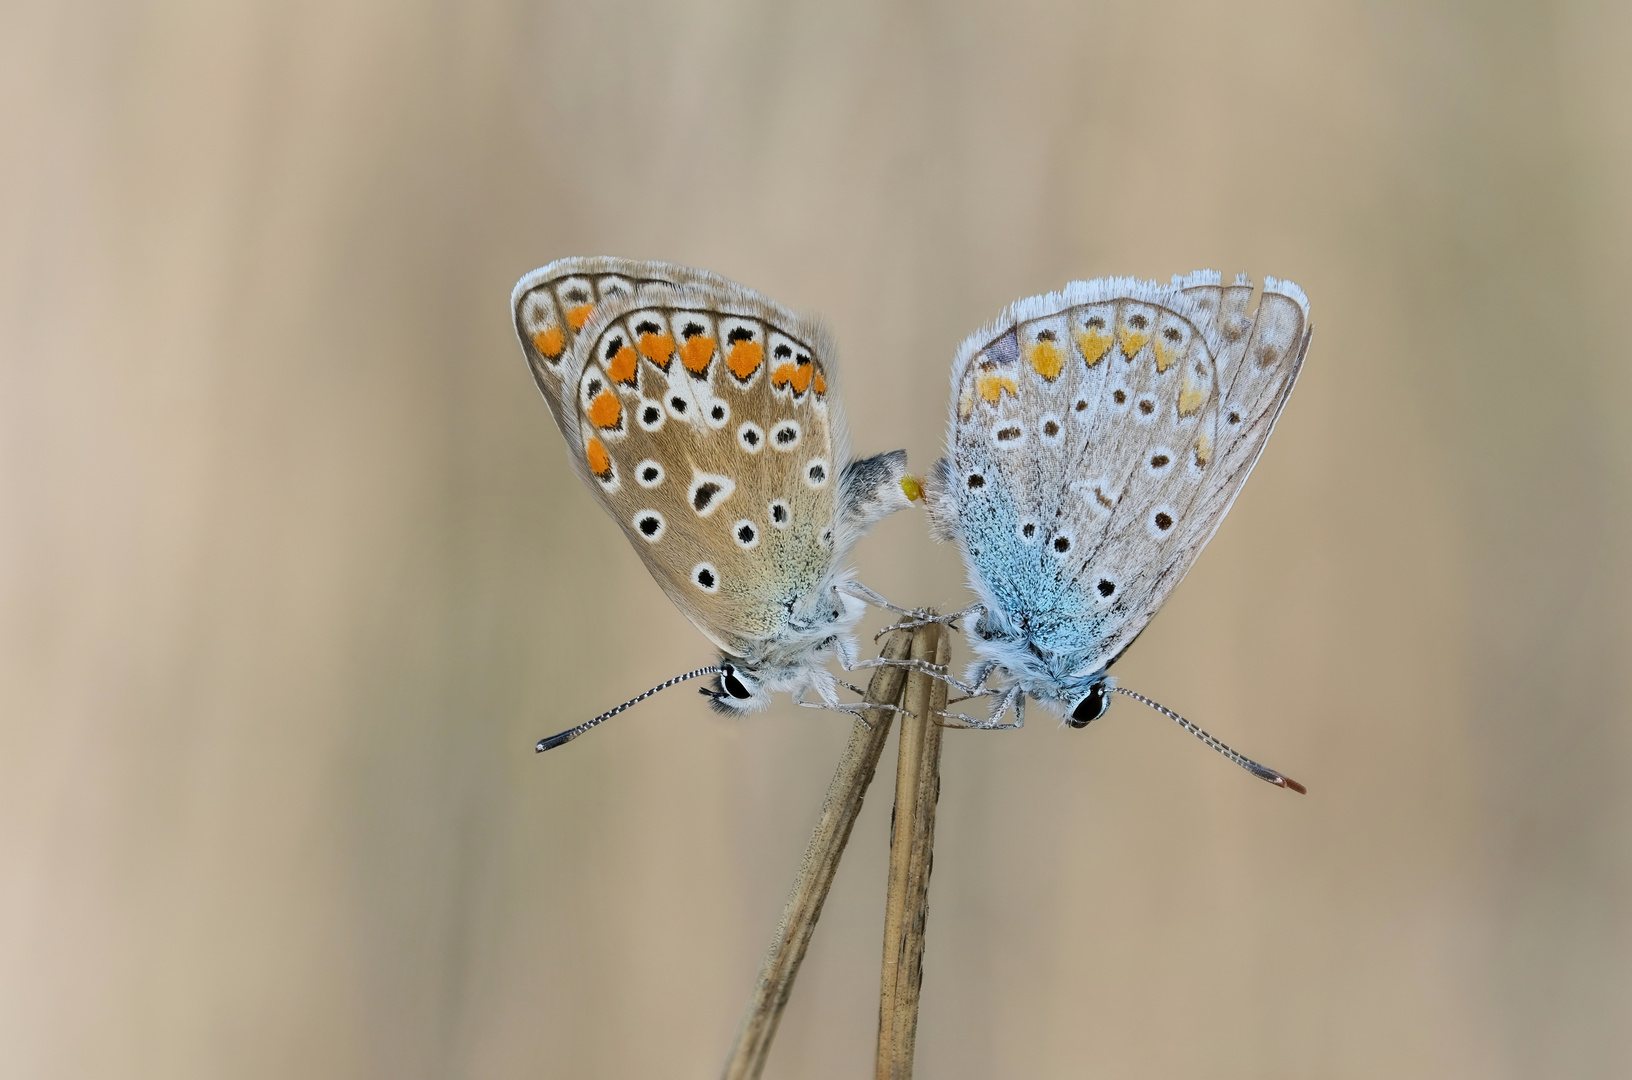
[1278,776,1308,795]
[536,731,576,753]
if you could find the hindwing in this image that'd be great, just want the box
[928,272,1310,675]
[559,281,850,657]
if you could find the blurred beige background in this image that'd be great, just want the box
[4,0,1630,1077]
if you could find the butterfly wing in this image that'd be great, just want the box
[556,280,855,658]
[512,257,729,436]
[925,273,1310,679]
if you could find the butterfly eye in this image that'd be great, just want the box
[1068,684,1109,728]
[720,664,754,700]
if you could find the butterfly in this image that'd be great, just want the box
[513,258,918,751]
[919,272,1311,790]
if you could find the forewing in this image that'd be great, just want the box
[512,257,728,436]
[932,273,1309,674]
[560,282,849,656]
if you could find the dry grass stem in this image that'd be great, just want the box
[875,622,950,1079]
[720,628,917,1080]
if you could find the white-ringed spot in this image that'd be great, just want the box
[637,399,666,432]
[1049,531,1074,557]
[770,420,801,451]
[635,459,664,488]
[1017,520,1040,543]
[804,458,830,488]
[732,519,760,549]
[705,398,730,428]
[1147,447,1174,474]
[769,500,791,528]
[1149,506,1177,537]
[1039,415,1064,443]
[737,421,765,454]
[692,562,720,593]
[633,509,666,543]
[687,470,736,518]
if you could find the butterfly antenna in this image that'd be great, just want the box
[536,667,722,752]
[1111,687,1307,793]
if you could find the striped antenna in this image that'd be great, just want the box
[536,667,723,752]
[1112,687,1306,793]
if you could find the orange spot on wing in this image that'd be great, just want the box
[1076,328,1111,366]
[772,360,816,394]
[1193,432,1212,467]
[637,332,675,370]
[586,437,612,479]
[1028,340,1064,381]
[606,345,638,385]
[681,335,716,374]
[1118,327,1148,359]
[976,374,1018,404]
[727,340,763,380]
[532,325,565,359]
[813,370,826,395]
[790,362,813,394]
[566,304,595,331]
[1177,380,1207,417]
[588,389,622,429]
[1152,339,1178,373]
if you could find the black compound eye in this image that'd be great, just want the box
[721,668,752,700]
[1068,684,1108,728]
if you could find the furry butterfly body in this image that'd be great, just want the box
[923,272,1311,735]
[514,258,913,732]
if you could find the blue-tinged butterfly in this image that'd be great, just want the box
[514,258,917,751]
[920,272,1310,790]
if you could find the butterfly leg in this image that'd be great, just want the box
[835,580,924,618]
[872,602,986,641]
[796,691,909,724]
[843,654,987,694]
[934,687,1024,731]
